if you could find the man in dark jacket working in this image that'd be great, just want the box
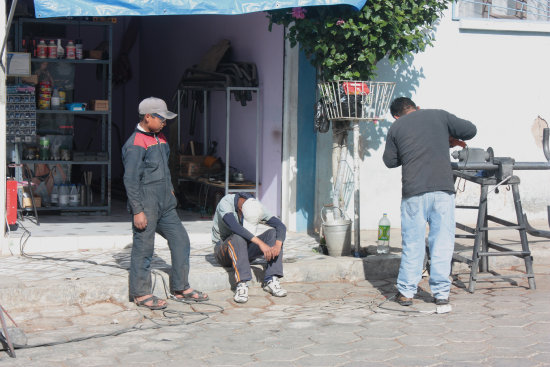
[122,97,208,310]
[383,97,477,307]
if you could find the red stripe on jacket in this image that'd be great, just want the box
[132,132,167,149]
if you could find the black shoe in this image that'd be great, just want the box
[435,298,449,306]
[396,292,413,306]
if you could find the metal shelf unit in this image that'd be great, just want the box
[176,86,260,197]
[15,18,112,214]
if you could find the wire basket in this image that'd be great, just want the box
[318,81,396,121]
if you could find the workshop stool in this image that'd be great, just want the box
[453,171,535,293]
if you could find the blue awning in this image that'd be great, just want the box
[34,0,367,18]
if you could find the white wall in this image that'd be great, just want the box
[317,7,550,230]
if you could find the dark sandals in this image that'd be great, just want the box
[134,295,167,310]
[172,289,209,302]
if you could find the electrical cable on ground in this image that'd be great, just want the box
[1,219,225,353]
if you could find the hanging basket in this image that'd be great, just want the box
[318,81,396,121]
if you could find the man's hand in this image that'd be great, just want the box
[449,137,466,148]
[252,237,274,261]
[271,240,283,258]
[134,212,147,230]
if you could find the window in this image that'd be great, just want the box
[454,0,550,21]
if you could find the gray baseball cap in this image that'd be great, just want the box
[138,97,177,120]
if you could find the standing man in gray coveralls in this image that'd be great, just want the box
[212,193,287,303]
[123,97,208,310]
[383,97,477,307]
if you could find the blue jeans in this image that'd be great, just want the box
[397,191,455,300]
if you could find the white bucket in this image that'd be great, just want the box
[322,219,352,256]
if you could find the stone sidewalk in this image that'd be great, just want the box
[1,269,549,365]
[1,205,549,311]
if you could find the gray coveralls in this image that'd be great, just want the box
[122,128,191,298]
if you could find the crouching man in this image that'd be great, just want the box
[212,193,287,303]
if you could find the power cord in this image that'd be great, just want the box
[2,221,225,352]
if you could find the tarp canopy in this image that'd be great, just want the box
[33,0,367,18]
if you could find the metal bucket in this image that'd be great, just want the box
[322,219,352,257]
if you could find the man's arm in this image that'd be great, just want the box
[446,112,477,141]
[123,145,146,228]
[222,213,275,260]
[382,131,401,168]
[222,213,254,241]
[265,216,286,257]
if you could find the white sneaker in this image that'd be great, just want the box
[234,282,248,303]
[263,277,287,297]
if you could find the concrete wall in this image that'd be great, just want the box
[138,13,285,215]
[316,7,550,230]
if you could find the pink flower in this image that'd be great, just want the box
[336,19,345,26]
[292,7,307,19]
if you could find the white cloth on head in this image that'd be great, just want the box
[242,198,264,235]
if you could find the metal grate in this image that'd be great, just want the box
[455,0,550,21]
[318,81,395,121]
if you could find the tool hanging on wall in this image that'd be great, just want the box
[189,91,204,136]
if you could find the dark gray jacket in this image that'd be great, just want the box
[383,109,477,198]
[122,128,175,215]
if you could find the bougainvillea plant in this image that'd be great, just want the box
[267,0,451,81]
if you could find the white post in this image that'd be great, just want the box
[353,121,360,257]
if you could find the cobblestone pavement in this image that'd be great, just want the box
[1,264,549,366]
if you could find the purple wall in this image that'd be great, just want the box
[136,13,285,215]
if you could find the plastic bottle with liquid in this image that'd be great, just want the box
[69,184,79,207]
[47,40,57,58]
[377,213,390,254]
[75,39,83,60]
[56,39,64,59]
[51,88,61,109]
[66,40,76,60]
[37,39,47,59]
[50,184,59,206]
[58,184,69,207]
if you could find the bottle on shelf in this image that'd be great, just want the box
[58,88,66,107]
[47,39,57,58]
[51,88,61,109]
[75,39,83,60]
[37,39,47,59]
[56,39,64,59]
[50,184,59,206]
[66,40,75,60]
[377,213,391,254]
[58,183,69,207]
[69,184,79,207]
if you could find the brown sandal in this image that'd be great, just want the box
[134,295,167,310]
[172,289,209,302]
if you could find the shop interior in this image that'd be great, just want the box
[5,0,285,225]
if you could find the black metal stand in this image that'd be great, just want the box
[0,305,16,358]
[453,170,536,293]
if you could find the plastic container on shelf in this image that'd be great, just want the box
[69,184,79,207]
[56,39,64,59]
[50,184,59,206]
[66,40,75,60]
[58,184,69,207]
[47,40,57,58]
[377,213,391,254]
[51,88,61,109]
[75,39,83,60]
[37,39,47,59]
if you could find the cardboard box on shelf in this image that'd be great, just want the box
[179,155,206,177]
[88,50,105,60]
[89,99,109,111]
